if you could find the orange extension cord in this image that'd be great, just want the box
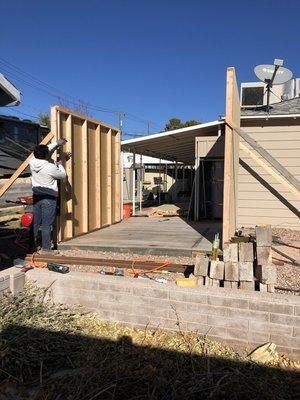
[130,260,171,277]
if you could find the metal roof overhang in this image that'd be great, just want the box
[0,74,21,106]
[121,120,224,164]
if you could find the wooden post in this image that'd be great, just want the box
[222,67,240,246]
[0,131,54,197]
[60,114,73,240]
[121,151,124,220]
[132,152,136,216]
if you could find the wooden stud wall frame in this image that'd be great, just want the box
[51,106,121,241]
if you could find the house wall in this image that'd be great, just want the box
[239,119,300,230]
[195,120,300,230]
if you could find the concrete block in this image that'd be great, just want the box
[239,262,254,282]
[239,281,255,291]
[211,279,220,287]
[247,330,270,343]
[224,261,239,281]
[204,276,212,286]
[209,261,224,280]
[0,275,10,294]
[227,328,248,341]
[132,287,168,299]
[187,303,227,316]
[267,284,275,293]
[249,300,293,315]
[207,296,248,309]
[249,321,293,336]
[293,327,300,337]
[256,246,272,265]
[207,315,248,330]
[256,264,277,284]
[230,281,238,289]
[194,254,209,277]
[270,334,300,349]
[10,271,25,295]
[228,308,269,322]
[259,283,268,292]
[239,242,254,262]
[255,225,272,247]
[169,291,207,304]
[270,314,300,327]
[223,243,238,262]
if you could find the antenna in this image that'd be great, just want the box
[254,59,293,112]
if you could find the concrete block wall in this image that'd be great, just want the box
[26,269,300,358]
[0,267,25,296]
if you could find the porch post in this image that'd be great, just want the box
[132,152,136,216]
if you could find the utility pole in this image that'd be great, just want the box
[118,112,126,137]
[147,120,151,135]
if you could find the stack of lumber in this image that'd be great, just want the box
[146,204,184,217]
[194,225,276,292]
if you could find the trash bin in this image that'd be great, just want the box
[123,203,132,219]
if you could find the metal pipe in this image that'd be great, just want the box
[121,152,124,220]
[139,154,142,213]
[132,152,136,216]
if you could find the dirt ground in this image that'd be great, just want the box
[0,208,299,295]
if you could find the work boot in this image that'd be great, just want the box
[39,249,60,256]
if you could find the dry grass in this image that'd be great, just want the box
[0,284,299,400]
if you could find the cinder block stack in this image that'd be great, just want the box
[255,225,276,293]
[193,225,276,293]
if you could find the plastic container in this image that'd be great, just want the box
[123,203,132,219]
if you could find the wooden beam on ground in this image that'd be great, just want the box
[222,67,240,245]
[25,254,189,274]
[0,131,54,197]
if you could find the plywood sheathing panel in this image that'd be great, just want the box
[52,106,120,241]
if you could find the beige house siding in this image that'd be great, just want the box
[238,120,300,230]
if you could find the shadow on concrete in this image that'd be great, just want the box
[1,324,299,400]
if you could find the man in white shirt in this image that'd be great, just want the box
[29,139,69,252]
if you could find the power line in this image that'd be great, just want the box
[0,57,163,130]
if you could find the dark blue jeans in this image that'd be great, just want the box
[33,195,57,250]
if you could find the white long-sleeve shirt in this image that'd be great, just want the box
[29,141,66,197]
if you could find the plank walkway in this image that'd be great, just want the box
[59,217,221,256]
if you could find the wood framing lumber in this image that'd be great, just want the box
[53,106,121,241]
[52,105,119,132]
[240,142,300,199]
[222,67,240,245]
[0,131,54,197]
[24,254,187,274]
[235,126,300,192]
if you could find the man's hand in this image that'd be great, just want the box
[57,152,72,164]
[57,138,67,146]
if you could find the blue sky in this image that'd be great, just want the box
[1,0,300,138]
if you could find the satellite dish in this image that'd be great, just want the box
[254,64,293,85]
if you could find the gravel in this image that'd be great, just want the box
[59,227,300,295]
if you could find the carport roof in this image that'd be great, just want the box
[121,120,223,164]
[0,74,21,106]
